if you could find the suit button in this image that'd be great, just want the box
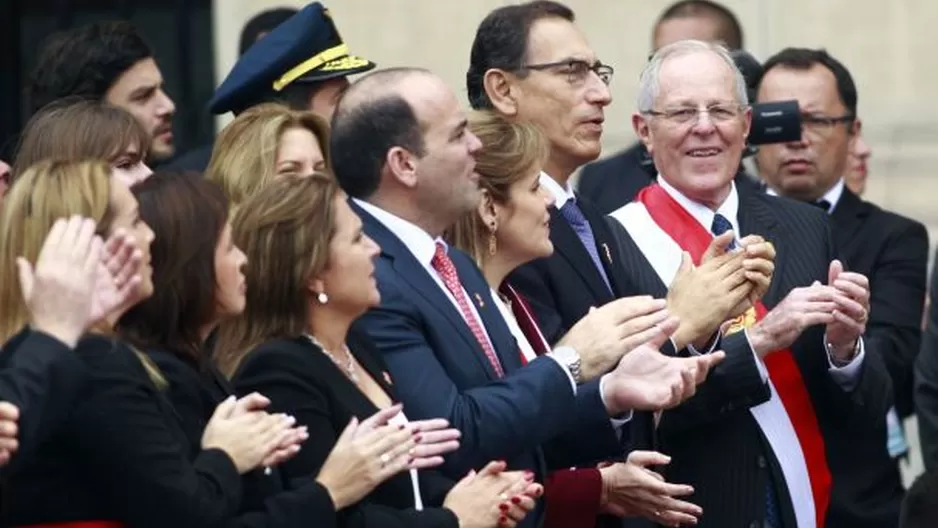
[757,456,767,469]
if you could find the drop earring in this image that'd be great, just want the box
[487,223,497,256]
[317,292,329,304]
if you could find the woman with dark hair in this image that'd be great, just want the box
[118,171,461,526]
[13,97,153,187]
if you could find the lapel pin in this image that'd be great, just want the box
[601,243,612,264]
[474,292,485,308]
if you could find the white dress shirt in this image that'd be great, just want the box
[658,176,866,528]
[353,198,577,393]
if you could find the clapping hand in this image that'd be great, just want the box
[599,451,701,527]
[824,260,869,360]
[0,402,19,467]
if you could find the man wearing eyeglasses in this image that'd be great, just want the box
[605,40,894,528]
[755,47,925,528]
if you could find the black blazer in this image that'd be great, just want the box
[1,333,244,526]
[578,142,760,214]
[230,326,459,528]
[831,187,928,419]
[145,347,340,527]
[606,187,895,528]
[0,328,90,477]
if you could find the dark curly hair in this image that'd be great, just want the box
[26,20,153,115]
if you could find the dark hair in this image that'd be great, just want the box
[758,48,858,118]
[656,0,744,50]
[329,68,427,199]
[239,7,298,56]
[26,21,154,115]
[13,97,149,180]
[900,470,938,528]
[118,172,229,367]
[466,0,575,110]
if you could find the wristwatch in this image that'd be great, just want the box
[551,346,583,383]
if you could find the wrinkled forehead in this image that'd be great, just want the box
[525,17,597,64]
[656,50,738,105]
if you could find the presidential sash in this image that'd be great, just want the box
[611,183,830,527]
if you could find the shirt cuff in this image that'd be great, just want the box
[825,334,865,392]
[599,373,633,438]
[686,330,721,356]
[743,328,770,383]
[543,353,578,395]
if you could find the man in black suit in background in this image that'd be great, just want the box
[578,0,751,214]
[754,47,922,527]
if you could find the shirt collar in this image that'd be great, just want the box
[539,172,575,208]
[352,198,440,266]
[765,177,844,214]
[657,175,741,237]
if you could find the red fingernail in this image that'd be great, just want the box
[498,503,509,511]
[511,496,521,505]
[499,516,507,525]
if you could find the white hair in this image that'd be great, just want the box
[636,39,749,112]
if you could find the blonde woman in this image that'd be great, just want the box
[207,102,331,207]
[446,111,702,528]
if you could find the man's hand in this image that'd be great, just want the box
[0,402,19,467]
[824,260,870,361]
[18,217,102,347]
[667,232,751,348]
[600,451,701,527]
[557,295,671,380]
[747,283,841,358]
[729,235,776,317]
[601,317,725,413]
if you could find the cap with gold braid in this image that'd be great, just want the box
[209,2,375,115]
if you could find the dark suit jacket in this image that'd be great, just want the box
[351,201,622,526]
[917,248,938,471]
[832,187,927,421]
[578,142,759,214]
[0,328,90,477]
[161,143,213,173]
[146,347,347,527]
[605,187,895,528]
[230,329,459,528]
[1,333,244,526]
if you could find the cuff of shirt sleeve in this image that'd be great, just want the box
[686,330,721,356]
[825,334,865,392]
[599,373,633,428]
[743,328,770,383]
[544,352,578,395]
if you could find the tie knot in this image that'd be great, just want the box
[559,199,588,227]
[812,199,832,213]
[711,213,734,237]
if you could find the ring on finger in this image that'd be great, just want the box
[380,452,391,467]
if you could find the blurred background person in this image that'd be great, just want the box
[755,48,926,527]
[25,21,176,165]
[845,124,872,196]
[12,97,153,187]
[207,103,330,208]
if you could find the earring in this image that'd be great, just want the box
[487,223,497,256]
[317,292,329,304]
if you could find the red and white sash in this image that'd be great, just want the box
[608,183,830,528]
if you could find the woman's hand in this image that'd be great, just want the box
[599,451,701,527]
[405,418,461,470]
[443,460,542,528]
[201,396,300,474]
[316,414,418,509]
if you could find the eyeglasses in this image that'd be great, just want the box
[801,113,854,138]
[516,59,614,86]
[643,103,746,126]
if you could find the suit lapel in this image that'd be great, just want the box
[829,188,868,247]
[609,218,670,298]
[579,197,634,298]
[352,201,503,380]
[549,206,615,302]
[738,190,786,305]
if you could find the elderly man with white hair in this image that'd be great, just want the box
[606,39,893,528]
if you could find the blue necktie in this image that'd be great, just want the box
[559,199,612,293]
[712,213,783,527]
[710,213,738,250]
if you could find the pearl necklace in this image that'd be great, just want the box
[304,334,358,384]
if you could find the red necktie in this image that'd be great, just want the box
[430,242,505,377]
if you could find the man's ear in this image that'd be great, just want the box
[483,68,519,117]
[386,146,419,188]
[632,112,653,154]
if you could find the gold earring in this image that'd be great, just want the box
[488,223,497,256]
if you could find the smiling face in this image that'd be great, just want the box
[486,168,554,267]
[275,126,326,178]
[634,48,750,208]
